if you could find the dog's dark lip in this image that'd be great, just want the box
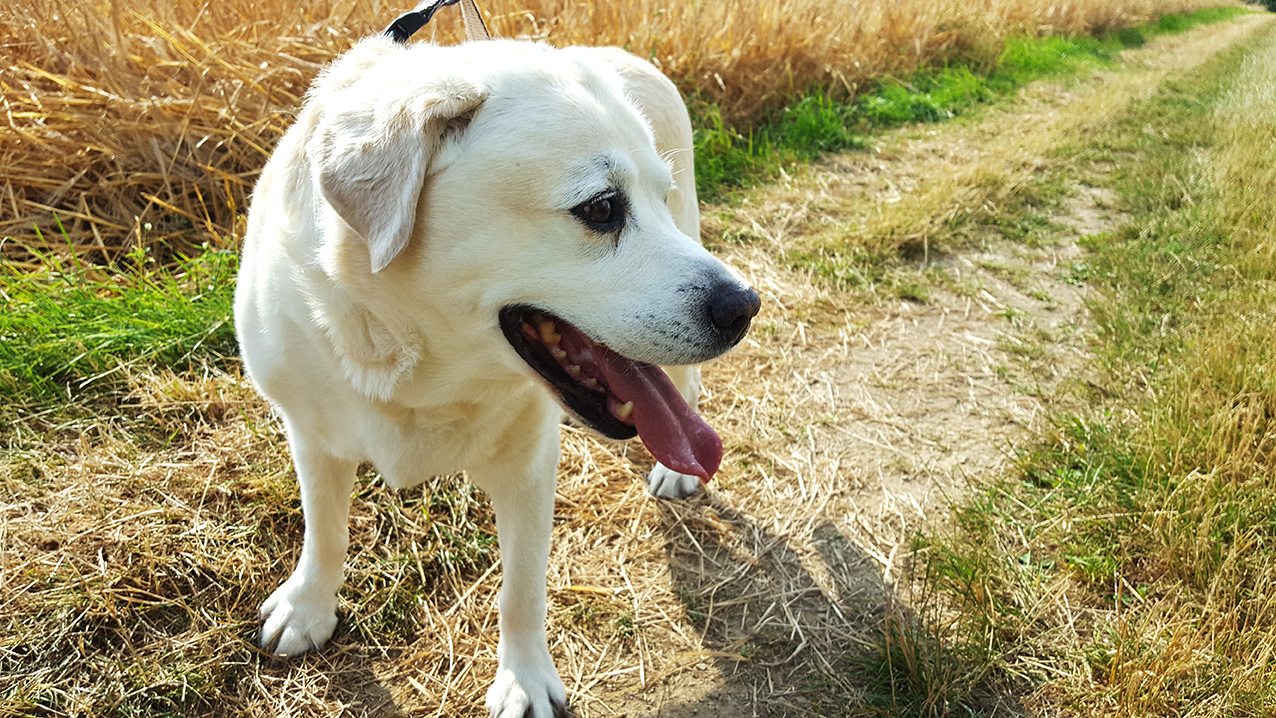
[498,304,637,441]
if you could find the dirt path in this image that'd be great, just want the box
[239,14,1272,717]
[570,13,1272,716]
[707,10,1267,538]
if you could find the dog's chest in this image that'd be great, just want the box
[362,380,556,488]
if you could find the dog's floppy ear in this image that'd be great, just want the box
[308,83,485,273]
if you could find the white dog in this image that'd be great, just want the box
[234,32,759,717]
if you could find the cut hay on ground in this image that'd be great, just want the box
[0,5,1261,718]
[1,0,1227,264]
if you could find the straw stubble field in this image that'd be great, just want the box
[2,0,1220,266]
[0,2,1257,717]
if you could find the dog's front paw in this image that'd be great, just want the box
[647,462,704,499]
[486,660,569,718]
[258,576,339,657]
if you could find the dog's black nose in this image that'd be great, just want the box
[709,284,761,345]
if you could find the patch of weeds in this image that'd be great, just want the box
[356,588,420,642]
[429,523,498,572]
[1016,416,1144,584]
[852,594,991,716]
[994,33,1122,86]
[997,305,1028,326]
[111,658,233,718]
[1111,27,1148,49]
[1060,260,1093,286]
[611,609,636,640]
[1148,6,1252,36]
[342,474,498,647]
[778,93,864,157]
[787,246,891,291]
[893,277,932,303]
[692,88,869,201]
[988,210,1061,247]
[692,103,780,201]
[562,596,604,630]
[415,480,499,574]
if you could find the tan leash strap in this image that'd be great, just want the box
[460,0,491,41]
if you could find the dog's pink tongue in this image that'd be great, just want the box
[596,357,722,481]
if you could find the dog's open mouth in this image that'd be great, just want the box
[499,305,722,481]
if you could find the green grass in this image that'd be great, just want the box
[856,67,996,127]
[895,15,1276,715]
[0,245,238,407]
[1148,5,1252,34]
[691,7,1251,202]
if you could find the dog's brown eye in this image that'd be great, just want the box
[584,198,612,224]
[571,192,627,235]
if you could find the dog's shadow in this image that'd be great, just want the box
[607,490,895,717]
[252,471,941,717]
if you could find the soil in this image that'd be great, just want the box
[587,14,1270,717]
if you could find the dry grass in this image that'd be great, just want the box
[4,212,1047,715]
[895,13,1276,717]
[0,34,1123,708]
[1,4,1267,717]
[0,0,1227,264]
[0,78,1067,709]
[1090,25,1276,713]
[0,278,897,716]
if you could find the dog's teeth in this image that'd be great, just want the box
[551,347,568,362]
[566,364,581,378]
[537,319,561,345]
[614,401,634,420]
[583,377,598,389]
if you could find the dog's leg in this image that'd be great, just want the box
[259,428,358,656]
[470,424,568,718]
[646,364,706,498]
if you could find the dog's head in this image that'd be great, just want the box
[304,37,759,479]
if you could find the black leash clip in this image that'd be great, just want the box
[384,0,490,44]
